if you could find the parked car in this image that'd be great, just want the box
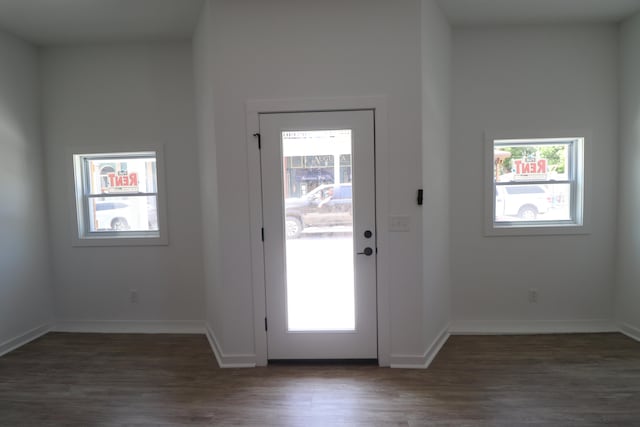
[93,202,132,230]
[284,184,352,238]
[495,184,552,220]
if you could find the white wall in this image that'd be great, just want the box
[421,0,452,360]
[42,43,205,330]
[194,2,225,344]
[617,12,640,338]
[0,30,53,352]
[200,0,426,361]
[450,25,619,332]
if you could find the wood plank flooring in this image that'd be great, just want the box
[1,332,639,426]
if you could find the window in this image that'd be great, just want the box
[72,149,167,245]
[486,135,586,235]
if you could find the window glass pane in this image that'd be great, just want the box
[495,183,571,222]
[494,143,569,183]
[85,156,157,195]
[87,195,159,232]
[281,129,355,331]
[488,136,584,233]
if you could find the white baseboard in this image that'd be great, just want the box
[0,323,51,357]
[449,319,618,335]
[390,326,450,369]
[205,323,256,368]
[52,320,205,334]
[5,320,631,368]
[619,322,640,342]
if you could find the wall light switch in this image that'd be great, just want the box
[389,215,410,232]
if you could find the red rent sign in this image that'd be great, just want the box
[106,172,139,190]
[514,159,547,175]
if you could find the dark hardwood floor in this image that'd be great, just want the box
[1,332,639,426]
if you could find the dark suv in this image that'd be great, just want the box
[284,184,352,238]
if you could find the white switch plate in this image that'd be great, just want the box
[389,215,410,232]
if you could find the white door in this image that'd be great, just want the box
[260,110,377,360]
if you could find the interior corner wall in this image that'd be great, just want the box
[450,24,619,332]
[42,42,205,330]
[203,0,424,359]
[616,12,640,338]
[421,0,452,357]
[0,30,53,352]
[194,1,224,345]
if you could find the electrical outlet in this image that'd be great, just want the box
[528,289,538,304]
[130,289,139,304]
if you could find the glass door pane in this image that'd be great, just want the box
[281,130,355,331]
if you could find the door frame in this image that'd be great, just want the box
[246,97,390,366]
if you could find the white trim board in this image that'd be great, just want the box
[245,96,391,366]
[619,323,640,342]
[3,321,634,367]
[52,320,205,334]
[483,130,592,237]
[390,326,450,369]
[449,319,618,335]
[205,323,256,368]
[0,323,51,357]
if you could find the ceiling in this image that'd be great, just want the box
[0,0,639,46]
[437,0,640,25]
[0,0,204,46]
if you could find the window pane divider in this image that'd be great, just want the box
[86,192,158,198]
[495,180,572,186]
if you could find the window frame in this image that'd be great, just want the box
[484,131,590,237]
[70,146,169,247]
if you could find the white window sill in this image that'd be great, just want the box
[71,234,168,247]
[485,223,590,237]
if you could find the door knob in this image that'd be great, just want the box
[357,247,374,256]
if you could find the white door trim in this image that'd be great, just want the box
[246,96,390,366]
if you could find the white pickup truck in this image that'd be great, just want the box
[495,185,552,220]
